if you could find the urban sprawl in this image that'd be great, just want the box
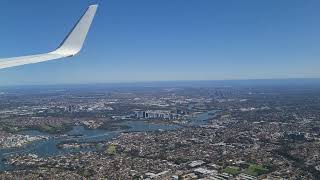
[0,82,319,179]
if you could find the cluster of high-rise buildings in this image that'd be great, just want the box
[134,110,182,120]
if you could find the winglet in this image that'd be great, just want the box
[51,4,98,56]
[0,4,98,70]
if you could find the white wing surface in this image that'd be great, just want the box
[0,4,98,69]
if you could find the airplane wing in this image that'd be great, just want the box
[0,4,98,69]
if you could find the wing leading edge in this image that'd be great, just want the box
[0,4,98,69]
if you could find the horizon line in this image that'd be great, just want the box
[1,77,320,88]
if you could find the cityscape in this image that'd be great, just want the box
[0,80,319,179]
[1,0,320,179]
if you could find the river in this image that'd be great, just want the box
[0,110,218,171]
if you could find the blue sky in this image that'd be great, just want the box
[0,0,320,85]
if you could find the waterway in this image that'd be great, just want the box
[0,110,218,171]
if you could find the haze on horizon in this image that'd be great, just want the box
[0,0,320,85]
